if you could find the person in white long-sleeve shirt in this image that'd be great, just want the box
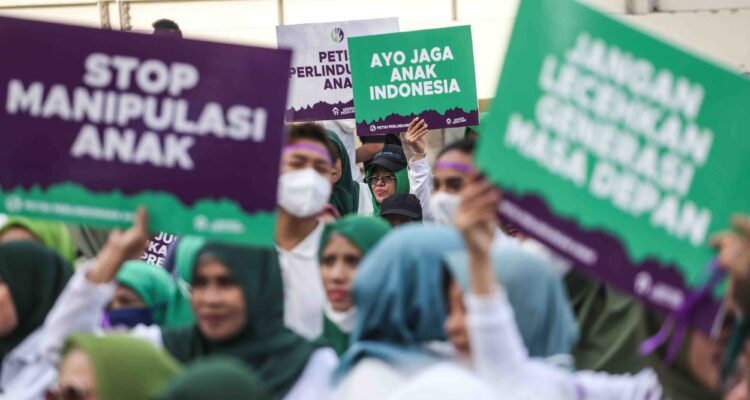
[443,175,663,400]
[0,241,72,400]
[37,209,337,400]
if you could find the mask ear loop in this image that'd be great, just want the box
[639,257,725,364]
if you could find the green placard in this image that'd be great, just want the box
[348,25,479,135]
[477,0,750,329]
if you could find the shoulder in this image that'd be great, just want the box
[333,358,405,400]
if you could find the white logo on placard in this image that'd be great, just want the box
[193,215,209,232]
[369,125,376,132]
[332,107,340,116]
[446,118,452,124]
[4,195,22,212]
[634,272,653,296]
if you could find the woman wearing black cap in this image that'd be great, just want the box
[364,118,433,218]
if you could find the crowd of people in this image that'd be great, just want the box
[1,18,750,400]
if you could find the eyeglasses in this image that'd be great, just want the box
[367,175,396,185]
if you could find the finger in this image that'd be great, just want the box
[732,214,750,238]
[407,117,419,131]
[460,178,493,202]
[461,182,496,210]
[709,231,733,248]
[133,206,149,233]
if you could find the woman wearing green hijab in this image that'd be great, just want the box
[365,145,411,215]
[0,241,72,398]
[317,215,391,356]
[0,216,77,263]
[41,211,338,400]
[158,356,270,400]
[106,261,176,328]
[57,334,180,400]
[161,236,205,328]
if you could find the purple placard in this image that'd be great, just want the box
[356,109,479,136]
[0,16,290,241]
[498,192,721,333]
[141,231,178,268]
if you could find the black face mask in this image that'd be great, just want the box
[105,307,154,328]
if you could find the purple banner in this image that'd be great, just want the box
[498,192,721,333]
[0,16,290,243]
[141,231,178,268]
[356,108,478,136]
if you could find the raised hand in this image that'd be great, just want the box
[401,117,429,159]
[453,175,501,295]
[87,207,149,284]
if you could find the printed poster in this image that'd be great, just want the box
[477,0,750,331]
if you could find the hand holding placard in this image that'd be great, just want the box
[400,117,428,160]
[87,207,149,284]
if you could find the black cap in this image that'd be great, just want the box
[380,193,422,220]
[369,144,407,172]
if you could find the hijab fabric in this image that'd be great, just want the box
[318,216,392,356]
[0,241,72,359]
[116,261,176,325]
[336,224,465,378]
[444,247,579,363]
[63,334,181,400]
[161,243,316,400]
[0,217,77,263]
[318,215,392,257]
[162,236,206,328]
[328,130,360,216]
[158,356,270,400]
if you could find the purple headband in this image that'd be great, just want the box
[283,144,332,165]
[434,161,475,174]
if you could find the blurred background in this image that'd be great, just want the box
[2,0,747,152]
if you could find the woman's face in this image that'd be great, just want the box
[108,285,146,311]
[191,260,247,341]
[0,281,18,337]
[320,234,361,312]
[433,150,474,195]
[370,166,396,204]
[444,280,470,356]
[57,349,98,400]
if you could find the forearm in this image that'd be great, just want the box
[85,244,128,284]
[355,143,384,163]
[407,157,434,220]
[39,263,116,365]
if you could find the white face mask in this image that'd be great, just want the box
[429,191,461,226]
[277,168,332,218]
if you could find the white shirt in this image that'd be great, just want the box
[357,182,375,217]
[323,120,362,182]
[466,289,662,400]
[0,330,56,400]
[40,266,338,400]
[407,157,433,221]
[284,348,338,400]
[276,222,327,340]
